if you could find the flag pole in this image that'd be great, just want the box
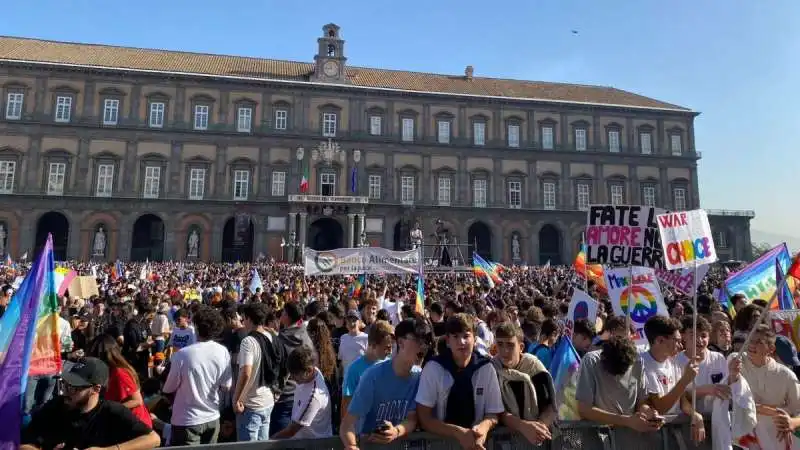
[691,259,699,414]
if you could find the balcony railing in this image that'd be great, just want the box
[706,209,756,218]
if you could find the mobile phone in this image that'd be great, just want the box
[374,423,391,433]
[648,415,665,423]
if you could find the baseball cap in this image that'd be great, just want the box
[775,335,800,367]
[61,357,109,388]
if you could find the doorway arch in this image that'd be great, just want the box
[131,214,165,261]
[35,212,70,260]
[538,224,562,265]
[393,221,405,251]
[468,221,493,262]
[308,218,344,251]
[222,216,254,262]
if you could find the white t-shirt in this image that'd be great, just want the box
[169,326,196,350]
[151,313,170,340]
[379,298,403,326]
[676,350,728,414]
[339,333,368,371]
[163,340,233,426]
[237,332,276,411]
[291,368,332,439]
[640,351,684,414]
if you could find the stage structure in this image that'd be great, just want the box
[411,219,471,273]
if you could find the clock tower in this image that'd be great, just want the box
[313,23,348,83]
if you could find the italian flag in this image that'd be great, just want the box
[300,160,309,193]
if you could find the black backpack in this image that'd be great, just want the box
[248,331,285,389]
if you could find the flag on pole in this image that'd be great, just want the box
[776,259,795,310]
[0,235,61,449]
[300,159,309,193]
[250,268,263,293]
[548,336,581,420]
[350,166,358,194]
[415,272,425,314]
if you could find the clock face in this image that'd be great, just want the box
[323,61,339,77]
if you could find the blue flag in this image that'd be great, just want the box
[776,258,794,310]
[351,166,357,194]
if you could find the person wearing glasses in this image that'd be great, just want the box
[21,357,160,450]
[339,317,432,450]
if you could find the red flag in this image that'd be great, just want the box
[789,254,800,280]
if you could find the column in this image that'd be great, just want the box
[74,138,90,195]
[168,141,183,196]
[174,85,186,124]
[117,214,132,261]
[298,213,308,262]
[347,214,355,248]
[422,155,432,204]
[656,118,665,155]
[358,214,365,243]
[25,135,42,193]
[82,80,95,122]
[659,167,670,209]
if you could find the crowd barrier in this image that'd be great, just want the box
[161,418,713,450]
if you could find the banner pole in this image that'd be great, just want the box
[626,264,633,335]
[691,259,699,414]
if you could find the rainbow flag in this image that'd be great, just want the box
[472,253,501,287]
[415,273,425,314]
[548,336,581,420]
[53,267,76,296]
[574,244,607,294]
[112,260,124,280]
[0,235,61,449]
[725,243,796,309]
[349,273,366,299]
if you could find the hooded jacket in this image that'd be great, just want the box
[275,324,316,404]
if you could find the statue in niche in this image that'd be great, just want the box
[410,222,424,249]
[511,233,521,262]
[187,229,200,258]
[93,227,106,257]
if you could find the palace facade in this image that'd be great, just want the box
[0,24,753,264]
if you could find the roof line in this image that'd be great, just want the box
[0,58,695,114]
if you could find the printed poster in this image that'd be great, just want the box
[585,204,667,269]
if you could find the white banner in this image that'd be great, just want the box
[656,209,717,270]
[304,247,421,276]
[605,266,669,345]
[565,289,599,337]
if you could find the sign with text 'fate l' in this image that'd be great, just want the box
[656,209,717,270]
[585,205,666,269]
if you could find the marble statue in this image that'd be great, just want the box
[410,222,423,249]
[512,234,521,261]
[188,229,200,257]
[93,227,106,256]
[0,224,5,257]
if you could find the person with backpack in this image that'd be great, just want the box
[233,303,285,442]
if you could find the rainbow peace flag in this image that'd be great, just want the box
[0,235,61,449]
[348,273,366,299]
[725,243,796,310]
[574,244,607,293]
[415,273,425,314]
[472,253,502,287]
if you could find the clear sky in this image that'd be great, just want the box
[5,1,798,238]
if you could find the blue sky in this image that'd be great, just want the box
[5,1,798,238]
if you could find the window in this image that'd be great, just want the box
[671,134,682,155]
[438,177,451,206]
[143,166,160,199]
[543,182,556,210]
[96,164,114,197]
[322,112,337,137]
[437,120,450,144]
[401,118,414,142]
[575,129,587,151]
[233,170,249,200]
[640,132,652,154]
[320,172,336,196]
[508,124,520,148]
[47,162,66,195]
[237,107,252,132]
[55,96,72,123]
[643,185,656,207]
[508,181,522,209]
[577,183,590,211]
[368,174,381,199]
[103,99,119,125]
[542,126,554,150]
[370,116,382,136]
[473,122,486,146]
[149,102,165,128]
[716,231,728,249]
[473,179,487,207]
[0,161,14,194]
[608,130,620,153]
[271,171,286,196]
[5,93,23,120]
[194,105,209,130]
[401,176,415,204]
[673,187,686,210]
[188,168,205,200]
[610,184,624,206]
[275,109,288,130]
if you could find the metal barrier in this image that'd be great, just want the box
[160,418,712,450]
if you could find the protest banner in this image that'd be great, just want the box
[605,266,669,344]
[654,264,710,295]
[725,243,795,305]
[585,204,666,269]
[656,209,717,270]
[304,247,421,276]
[564,289,598,337]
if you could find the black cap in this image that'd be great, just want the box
[61,357,109,388]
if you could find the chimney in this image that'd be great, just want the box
[465,65,474,80]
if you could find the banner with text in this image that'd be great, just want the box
[656,209,717,270]
[605,266,669,344]
[304,247,422,276]
[725,243,794,305]
[585,205,667,269]
[654,264,710,295]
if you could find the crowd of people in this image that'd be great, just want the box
[1,258,799,450]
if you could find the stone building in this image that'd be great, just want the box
[0,24,752,263]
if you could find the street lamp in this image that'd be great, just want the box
[283,230,301,263]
